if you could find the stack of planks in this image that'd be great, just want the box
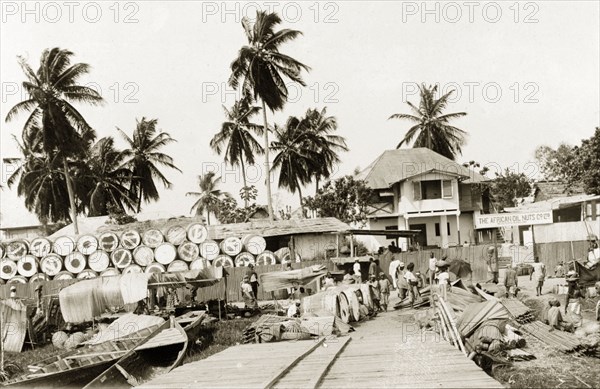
[500,298,535,323]
[431,291,467,356]
[518,321,596,354]
[242,314,290,344]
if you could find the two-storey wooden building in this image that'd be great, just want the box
[356,148,490,249]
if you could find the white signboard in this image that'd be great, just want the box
[474,211,553,229]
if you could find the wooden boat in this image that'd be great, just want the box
[175,310,206,342]
[3,323,164,388]
[83,317,188,388]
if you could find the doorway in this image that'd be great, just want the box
[409,224,427,248]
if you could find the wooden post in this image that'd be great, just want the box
[336,234,340,257]
[349,234,354,257]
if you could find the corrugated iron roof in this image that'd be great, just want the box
[356,148,488,189]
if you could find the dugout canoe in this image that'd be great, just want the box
[83,318,187,389]
[3,322,165,389]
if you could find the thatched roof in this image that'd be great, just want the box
[356,148,487,189]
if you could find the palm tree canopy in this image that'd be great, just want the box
[302,107,348,180]
[270,117,323,194]
[82,137,136,216]
[389,84,467,160]
[118,117,181,208]
[228,11,310,111]
[5,48,103,156]
[210,96,264,167]
[186,172,228,216]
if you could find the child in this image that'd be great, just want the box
[378,272,391,311]
[437,266,450,300]
[404,263,421,307]
[367,274,381,311]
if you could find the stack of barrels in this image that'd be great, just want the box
[0,223,298,285]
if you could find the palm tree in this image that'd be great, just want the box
[118,118,181,213]
[8,129,72,222]
[389,84,467,160]
[82,137,136,216]
[271,118,322,216]
[186,172,229,225]
[302,107,348,193]
[210,97,263,207]
[5,48,104,233]
[229,11,310,220]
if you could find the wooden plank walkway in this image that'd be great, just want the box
[140,310,502,389]
[138,339,324,389]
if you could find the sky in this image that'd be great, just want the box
[1,0,599,228]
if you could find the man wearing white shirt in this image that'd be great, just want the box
[389,256,401,289]
[353,259,361,276]
[428,252,437,285]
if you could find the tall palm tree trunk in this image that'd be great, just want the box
[137,186,142,213]
[206,210,211,225]
[63,159,79,234]
[261,100,274,220]
[298,185,304,218]
[240,158,248,208]
[315,176,320,195]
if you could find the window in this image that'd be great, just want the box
[434,222,451,237]
[413,181,422,200]
[442,180,453,198]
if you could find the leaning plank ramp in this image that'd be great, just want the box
[139,320,501,389]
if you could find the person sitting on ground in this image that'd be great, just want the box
[323,272,335,289]
[287,300,301,318]
[504,263,519,298]
[547,300,573,332]
[367,274,381,311]
[378,272,391,311]
[343,269,353,283]
[554,262,565,278]
[565,271,583,328]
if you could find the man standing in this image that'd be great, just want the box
[389,255,401,290]
[246,264,259,300]
[428,252,437,286]
[378,272,391,311]
[531,257,546,296]
[396,262,408,299]
[504,263,519,298]
[368,257,377,279]
[484,249,499,284]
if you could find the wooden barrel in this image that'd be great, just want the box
[52,331,69,348]
[142,229,164,248]
[30,238,52,258]
[338,292,351,323]
[274,247,291,263]
[98,232,120,252]
[220,237,242,257]
[212,255,234,268]
[123,264,143,274]
[6,240,29,260]
[100,268,120,277]
[190,258,208,271]
[167,260,189,273]
[88,250,111,272]
[177,241,199,262]
[255,250,277,266]
[235,252,255,267]
[40,254,63,276]
[302,289,339,317]
[359,284,374,310]
[54,271,75,280]
[166,225,187,245]
[242,234,267,255]
[120,230,141,250]
[7,276,28,284]
[0,259,18,280]
[199,240,220,261]
[77,270,98,279]
[29,273,49,283]
[17,255,38,277]
[64,252,86,274]
[340,289,361,322]
[154,243,177,265]
[133,245,154,267]
[187,223,208,244]
[111,248,133,269]
[145,262,166,274]
[53,236,75,256]
[77,235,98,255]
